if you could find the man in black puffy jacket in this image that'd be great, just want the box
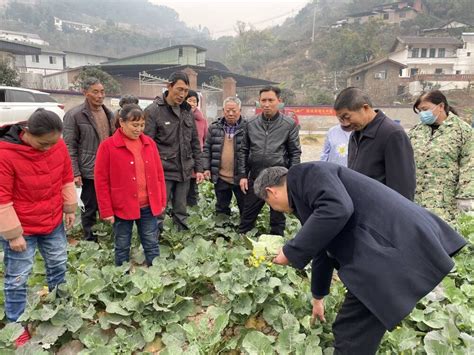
[238,86,301,236]
[203,97,247,216]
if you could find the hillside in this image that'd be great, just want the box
[1,0,474,103]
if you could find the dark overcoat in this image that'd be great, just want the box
[283,162,466,330]
[347,110,416,200]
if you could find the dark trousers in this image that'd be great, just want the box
[113,206,160,266]
[81,178,98,242]
[187,178,198,207]
[215,178,245,216]
[159,179,190,230]
[239,179,286,236]
[333,290,386,355]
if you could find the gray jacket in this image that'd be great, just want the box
[144,94,203,182]
[238,113,301,179]
[63,100,114,180]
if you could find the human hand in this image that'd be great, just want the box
[104,216,115,224]
[196,172,205,184]
[311,298,326,324]
[64,212,75,230]
[273,248,289,265]
[240,178,248,194]
[74,176,83,187]
[9,236,27,252]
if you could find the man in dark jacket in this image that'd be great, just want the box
[144,71,203,230]
[238,86,301,236]
[63,77,114,242]
[334,87,416,200]
[255,163,466,354]
[203,96,247,216]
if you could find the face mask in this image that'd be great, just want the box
[418,108,438,125]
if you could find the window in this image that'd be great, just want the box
[8,90,35,103]
[355,75,361,81]
[178,47,183,58]
[468,52,471,57]
[456,70,461,74]
[49,56,57,64]
[410,68,419,76]
[429,48,436,58]
[383,13,389,20]
[31,55,39,63]
[438,48,445,58]
[421,48,427,58]
[411,48,419,58]
[374,71,387,79]
[434,68,443,74]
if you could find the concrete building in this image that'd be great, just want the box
[389,36,463,77]
[102,44,207,67]
[63,50,113,69]
[347,58,407,105]
[0,29,48,46]
[54,17,96,34]
[15,47,65,75]
[344,0,425,25]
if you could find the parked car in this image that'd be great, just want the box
[0,86,65,127]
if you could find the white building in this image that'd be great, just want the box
[0,29,48,46]
[454,33,474,74]
[15,47,65,75]
[389,36,463,77]
[63,50,113,69]
[54,17,96,34]
[388,34,474,95]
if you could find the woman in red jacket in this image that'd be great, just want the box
[0,109,77,347]
[95,104,166,266]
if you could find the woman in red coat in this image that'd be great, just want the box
[0,109,77,347]
[95,104,166,266]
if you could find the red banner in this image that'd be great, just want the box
[255,107,336,116]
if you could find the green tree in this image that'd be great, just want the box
[0,61,21,86]
[73,66,121,95]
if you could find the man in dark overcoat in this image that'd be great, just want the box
[254,162,466,354]
[334,87,416,200]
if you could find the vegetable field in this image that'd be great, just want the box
[0,182,473,354]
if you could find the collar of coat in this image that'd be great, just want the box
[357,110,386,139]
[111,128,151,148]
[155,91,192,112]
[259,111,280,122]
[81,100,113,118]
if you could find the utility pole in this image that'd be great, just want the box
[311,5,317,43]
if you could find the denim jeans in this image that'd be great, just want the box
[113,206,160,266]
[1,223,67,322]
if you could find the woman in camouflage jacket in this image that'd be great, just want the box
[409,90,473,227]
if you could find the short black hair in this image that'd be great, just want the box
[119,95,139,107]
[168,71,190,86]
[27,109,63,136]
[334,87,373,111]
[186,90,199,104]
[82,77,102,91]
[259,86,281,98]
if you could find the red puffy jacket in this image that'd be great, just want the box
[94,130,166,220]
[0,126,74,235]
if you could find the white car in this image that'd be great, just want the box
[0,86,65,127]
